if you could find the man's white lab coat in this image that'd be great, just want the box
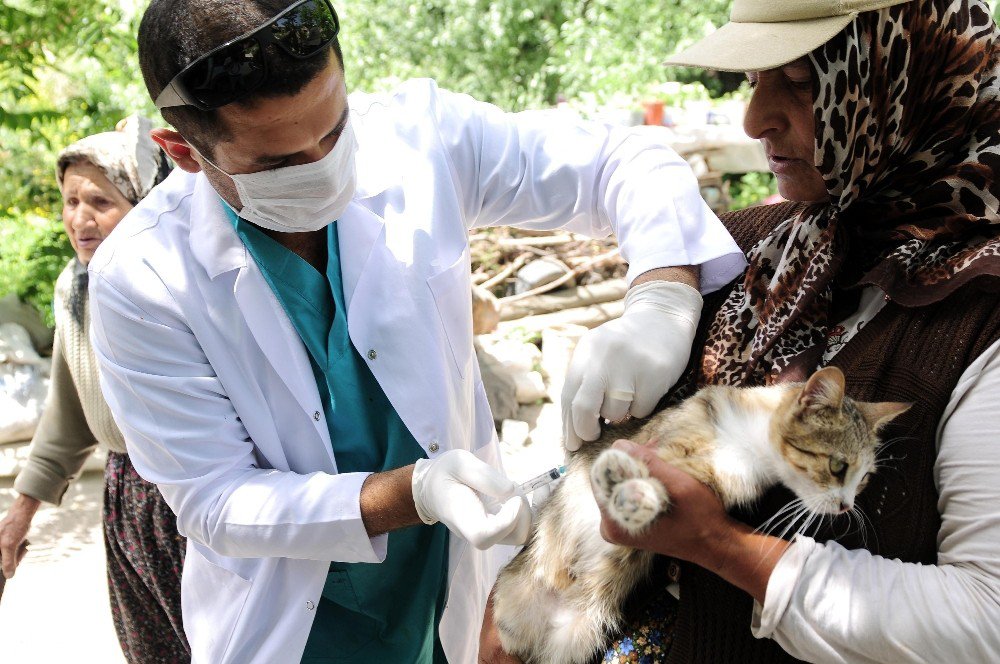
[89,79,744,663]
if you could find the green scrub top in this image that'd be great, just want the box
[224,203,449,663]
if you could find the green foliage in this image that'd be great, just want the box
[0,216,69,326]
[341,0,730,110]
[726,172,778,210]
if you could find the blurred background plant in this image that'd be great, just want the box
[1,0,150,324]
[726,172,778,210]
[4,0,1000,324]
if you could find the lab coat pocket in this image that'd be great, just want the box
[427,247,473,379]
[182,550,252,663]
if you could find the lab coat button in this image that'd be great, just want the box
[313,411,321,421]
[367,349,378,360]
[429,441,440,453]
[306,600,315,611]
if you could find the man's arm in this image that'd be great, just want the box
[426,83,741,445]
[90,269,389,563]
[631,265,700,290]
[359,465,420,536]
[428,82,744,290]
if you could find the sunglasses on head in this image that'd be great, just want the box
[155,0,340,111]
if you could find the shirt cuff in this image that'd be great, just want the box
[751,535,818,639]
[624,250,746,295]
[369,533,389,561]
[13,462,71,506]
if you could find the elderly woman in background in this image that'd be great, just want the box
[0,117,189,663]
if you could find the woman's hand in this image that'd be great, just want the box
[598,439,790,604]
[598,439,731,560]
[0,493,40,579]
[479,589,523,664]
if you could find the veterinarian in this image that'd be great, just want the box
[500,0,1000,662]
[87,1,745,662]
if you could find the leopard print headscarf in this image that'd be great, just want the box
[701,0,1000,386]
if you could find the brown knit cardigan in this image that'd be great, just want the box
[655,202,1000,663]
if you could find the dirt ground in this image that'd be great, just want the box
[0,472,126,663]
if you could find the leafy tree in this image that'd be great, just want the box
[341,0,730,109]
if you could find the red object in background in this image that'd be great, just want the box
[762,193,786,206]
[643,100,664,126]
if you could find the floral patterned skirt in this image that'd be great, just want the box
[601,592,678,664]
[103,451,190,663]
[599,559,680,664]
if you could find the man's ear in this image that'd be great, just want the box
[151,128,203,174]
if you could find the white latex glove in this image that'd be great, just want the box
[412,449,532,549]
[561,280,702,451]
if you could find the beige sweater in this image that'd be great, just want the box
[14,260,127,505]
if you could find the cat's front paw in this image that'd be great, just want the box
[591,448,649,505]
[609,478,668,535]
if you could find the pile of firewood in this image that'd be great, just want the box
[470,227,628,336]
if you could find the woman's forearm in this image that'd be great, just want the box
[699,521,791,604]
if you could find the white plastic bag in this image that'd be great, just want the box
[0,323,51,444]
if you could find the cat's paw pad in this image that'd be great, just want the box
[591,449,649,504]
[608,478,668,534]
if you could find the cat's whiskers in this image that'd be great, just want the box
[874,436,917,469]
[755,502,812,563]
[756,498,805,537]
[795,495,827,539]
[761,499,818,542]
[876,435,916,453]
[871,456,907,476]
[854,510,870,548]
[851,505,879,551]
[775,501,815,542]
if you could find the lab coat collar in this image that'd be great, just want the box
[190,174,247,280]
[336,201,385,315]
[351,113,398,200]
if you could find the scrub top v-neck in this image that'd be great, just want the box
[224,202,449,663]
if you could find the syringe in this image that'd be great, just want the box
[515,465,567,495]
[484,465,567,511]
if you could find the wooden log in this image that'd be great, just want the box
[499,278,627,321]
[479,252,532,291]
[499,248,620,303]
[497,234,575,248]
[496,301,625,335]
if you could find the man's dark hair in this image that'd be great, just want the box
[138,0,344,157]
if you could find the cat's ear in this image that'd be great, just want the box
[798,366,846,411]
[858,401,912,432]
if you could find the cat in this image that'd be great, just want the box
[492,366,910,664]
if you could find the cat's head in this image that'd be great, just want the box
[771,367,910,515]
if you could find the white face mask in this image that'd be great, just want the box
[204,119,358,233]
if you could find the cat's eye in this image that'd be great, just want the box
[829,457,848,477]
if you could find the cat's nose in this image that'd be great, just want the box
[838,501,851,513]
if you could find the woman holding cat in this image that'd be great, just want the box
[479,0,1000,662]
